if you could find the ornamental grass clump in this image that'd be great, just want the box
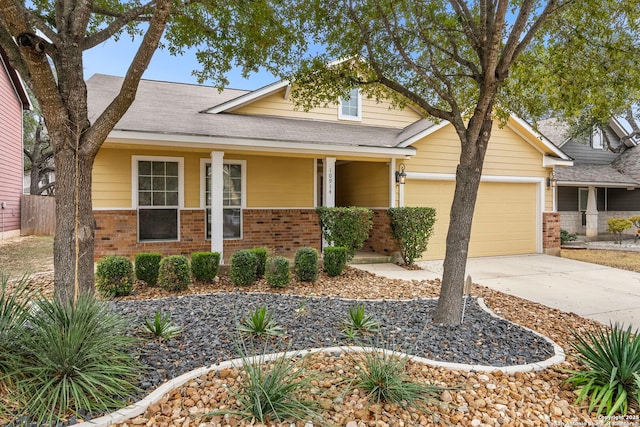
[238,306,283,338]
[342,303,380,338]
[191,251,220,282]
[350,349,443,410]
[158,255,191,291]
[144,310,182,341]
[95,255,135,297]
[8,294,142,425]
[135,252,162,286]
[230,250,258,286]
[565,323,640,417]
[205,350,320,424]
[266,256,290,288]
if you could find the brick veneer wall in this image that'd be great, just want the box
[542,212,561,256]
[362,209,399,256]
[94,208,321,263]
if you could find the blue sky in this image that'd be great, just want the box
[83,36,279,91]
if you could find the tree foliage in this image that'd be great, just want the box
[0,0,309,303]
[287,0,571,324]
[23,96,55,195]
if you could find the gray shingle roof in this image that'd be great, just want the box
[536,118,569,147]
[555,164,638,185]
[613,145,640,183]
[86,74,422,151]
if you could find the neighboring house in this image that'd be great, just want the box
[87,74,571,262]
[538,118,640,239]
[0,47,30,239]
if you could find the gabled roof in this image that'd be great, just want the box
[0,46,30,110]
[613,145,640,183]
[554,164,638,187]
[203,80,290,114]
[86,74,416,157]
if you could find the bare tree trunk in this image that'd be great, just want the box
[433,115,492,325]
[53,143,96,302]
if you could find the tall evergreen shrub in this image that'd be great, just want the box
[230,250,258,286]
[388,207,436,265]
[294,247,318,282]
[316,207,373,260]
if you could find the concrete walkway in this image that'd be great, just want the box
[354,254,640,329]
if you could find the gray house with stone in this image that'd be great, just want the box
[538,118,640,239]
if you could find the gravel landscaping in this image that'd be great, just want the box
[8,266,610,426]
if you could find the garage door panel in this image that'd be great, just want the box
[406,181,537,260]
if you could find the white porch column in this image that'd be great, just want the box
[210,152,224,259]
[398,179,405,207]
[323,157,336,208]
[585,185,598,241]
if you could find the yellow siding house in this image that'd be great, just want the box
[87,75,571,262]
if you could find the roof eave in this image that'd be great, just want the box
[107,129,417,158]
[556,180,639,188]
[203,80,290,114]
[0,46,31,110]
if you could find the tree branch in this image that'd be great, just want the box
[83,1,157,49]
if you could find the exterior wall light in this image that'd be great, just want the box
[395,163,407,184]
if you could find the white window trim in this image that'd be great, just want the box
[338,88,362,122]
[132,155,184,242]
[200,158,247,240]
[591,127,604,150]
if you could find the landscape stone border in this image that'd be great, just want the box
[72,297,565,427]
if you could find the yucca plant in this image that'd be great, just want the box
[342,304,380,337]
[565,323,640,417]
[206,350,320,424]
[144,310,182,341]
[351,349,443,409]
[9,294,142,425]
[238,306,283,338]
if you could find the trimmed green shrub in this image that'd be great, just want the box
[230,250,258,286]
[9,294,141,425]
[560,229,578,244]
[294,247,318,282]
[191,251,220,282]
[607,218,633,244]
[316,206,373,260]
[266,256,290,288]
[565,324,640,417]
[388,207,436,265]
[248,248,268,278]
[135,252,162,286]
[158,255,191,291]
[95,255,134,297]
[323,246,348,277]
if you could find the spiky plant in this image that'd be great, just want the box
[238,306,283,338]
[144,310,182,341]
[342,304,380,338]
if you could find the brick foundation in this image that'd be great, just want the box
[362,209,399,256]
[543,212,561,256]
[94,208,321,263]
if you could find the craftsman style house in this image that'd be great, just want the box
[0,47,30,239]
[88,75,571,262]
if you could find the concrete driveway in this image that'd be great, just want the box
[355,254,640,329]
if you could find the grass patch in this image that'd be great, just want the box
[0,236,53,278]
[561,249,640,273]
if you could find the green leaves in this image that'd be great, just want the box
[144,310,182,341]
[238,306,284,338]
[388,207,436,265]
[316,207,373,260]
[565,324,640,417]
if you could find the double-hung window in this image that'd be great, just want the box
[134,157,183,241]
[338,88,362,121]
[204,160,245,240]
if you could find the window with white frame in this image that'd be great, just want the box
[591,127,604,149]
[134,157,182,241]
[204,161,244,239]
[338,88,362,121]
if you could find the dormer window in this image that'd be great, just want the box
[338,88,362,121]
[591,127,604,149]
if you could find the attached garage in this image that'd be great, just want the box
[405,179,540,260]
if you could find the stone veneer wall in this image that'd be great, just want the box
[362,209,399,256]
[94,209,321,263]
[542,212,561,256]
[559,211,640,237]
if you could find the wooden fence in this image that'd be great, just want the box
[21,195,55,235]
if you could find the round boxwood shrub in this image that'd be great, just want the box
[95,255,134,297]
[248,248,268,278]
[191,251,220,282]
[135,252,162,286]
[158,255,191,291]
[266,256,290,288]
[230,250,258,286]
[294,247,318,282]
[323,246,348,277]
